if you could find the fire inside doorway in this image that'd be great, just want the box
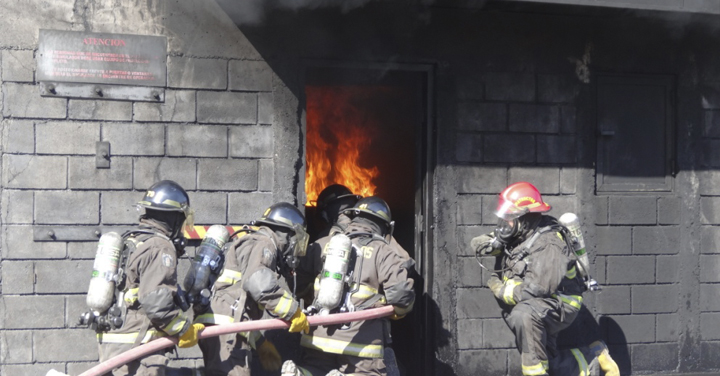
[304,65,430,376]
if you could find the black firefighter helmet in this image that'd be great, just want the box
[254,202,309,260]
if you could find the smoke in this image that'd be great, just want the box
[217,0,376,25]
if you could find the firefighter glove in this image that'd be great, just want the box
[288,307,310,333]
[487,275,504,300]
[258,339,282,371]
[178,323,204,348]
[471,233,502,256]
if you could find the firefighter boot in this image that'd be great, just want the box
[590,341,620,376]
[281,360,303,376]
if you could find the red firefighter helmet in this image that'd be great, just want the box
[494,182,551,220]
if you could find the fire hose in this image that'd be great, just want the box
[46,305,394,376]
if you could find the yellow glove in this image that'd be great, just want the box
[288,307,310,333]
[390,313,405,320]
[258,340,282,371]
[178,323,204,348]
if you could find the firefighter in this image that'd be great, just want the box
[96,180,202,376]
[282,196,416,376]
[471,182,619,376]
[314,184,362,240]
[194,202,311,376]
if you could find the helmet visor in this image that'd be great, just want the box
[292,223,309,258]
[494,199,528,221]
[182,207,195,235]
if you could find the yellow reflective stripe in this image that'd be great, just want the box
[124,288,139,305]
[571,348,589,376]
[566,265,577,279]
[164,315,189,336]
[300,335,383,358]
[96,330,165,344]
[273,291,294,319]
[194,313,235,325]
[522,362,547,376]
[351,283,379,300]
[553,293,583,309]
[503,280,520,305]
[216,269,243,285]
[541,360,548,372]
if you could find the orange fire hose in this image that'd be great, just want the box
[46,306,394,376]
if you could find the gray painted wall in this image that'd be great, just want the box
[2,0,720,375]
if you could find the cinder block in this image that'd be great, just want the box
[0,330,32,363]
[457,256,487,288]
[594,196,609,225]
[699,170,720,195]
[167,124,228,157]
[455,133,482,162]
[538,74,579,103]
[457,225,496,257]
[483,134,534,163]
[483,318,515,348]
[1,364,66,376]
[560,168,576,194]
[3,155,67,189]
[2,83,66,118]
[656,255,679,283]
[632,284,678,314]
[595,286,631,314]
[66,295,89,328]
[227,192,274,224]
[700,197,720,224]
[134,90,196,123]
[457,195,483,225]
[3,295,65,329]
[68,241,98,259]
[101,191,141,225]
[35,329,97,362]
[2,225,66,259]
[594,256,607,285]
[699,255,720,282]
[657,197,681,225]
[537,135,576,164]
[1,50,34,82]
[67,362,98,376]
[547,196,576,217]
[701,313,720,340]
[197,91,257,124]
[606,256,655,284]
[258,92,273,125]
[456,288,501,319]
[701,225,720,254]
[608,196,657,225]
[559,105,576,134]
[482,197,500,225]
[656,313,680,342]
[69,157,133,189]
[188,191,228,225]
[509,104,560,133]
[198,159,258,191]
[484,72,535,102]
[229,60,272,92]
[68,100,132,121]
[457,102,507,132]
[457,349,508,376]
[1,190,33,224]
[630,343,678,372]
[168,57,227,89]
[133,157,197,190]
[700,284,720,312]
[35,191,99,224]
[258,159,273,192]
[456,74,484,100]
[36,121,99,155]
[508,167,561,194]
[229,125,273,158]
[701,341,720,369]
[102,123,165,156]
[1,260,34,294]
[456,165,507,194]
[632,226,680,255]
[2,118,34,153]
[36,260,92,294]
[605,314,655,344]
[457,319,483,349]
[704,109,720,137]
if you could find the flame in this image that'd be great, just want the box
[305,86,380,206]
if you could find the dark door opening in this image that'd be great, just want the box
[304,65,429,376]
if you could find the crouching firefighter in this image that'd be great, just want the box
[470,182,619,376]
[79,180,203,376]
[283,196,416,376]
[193,202,311,376]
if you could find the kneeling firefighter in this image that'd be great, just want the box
[470,182,619,376]
[86,180,202,376]
[193,202,311,376]
[283,196,416,376]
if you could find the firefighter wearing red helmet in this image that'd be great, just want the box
[470,182,619,376]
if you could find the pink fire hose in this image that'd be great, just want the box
[46,306,394,376]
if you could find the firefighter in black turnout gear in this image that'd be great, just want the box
[94,180,202,376]
[471,182,619,376]
[315,184,362,239]
[194,202,310,376]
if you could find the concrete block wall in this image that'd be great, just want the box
[0,1,299,375]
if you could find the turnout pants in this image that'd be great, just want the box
[98,343,168,376]
[198,333,252,376]
[295,348,387,376]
